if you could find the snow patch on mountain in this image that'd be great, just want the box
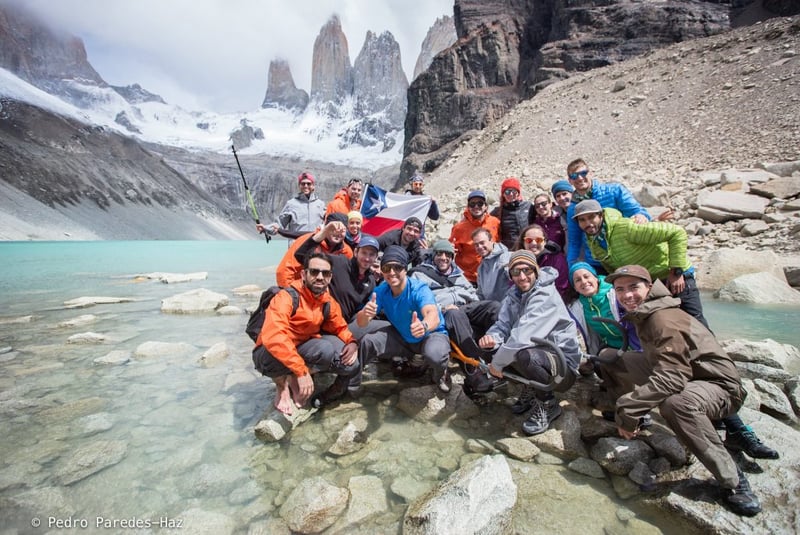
[0,67,402,170]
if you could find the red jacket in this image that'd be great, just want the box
[257,280,356,377]
[276,232,353,288]
[449,209,500,283]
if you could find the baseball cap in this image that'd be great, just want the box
[571,199,603,219]
[357,235,380,251]
[605,265,653,285]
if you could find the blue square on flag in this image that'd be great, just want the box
[360,184,432,236]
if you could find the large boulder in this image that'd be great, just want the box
[715,272,800,304]
[695,190,770,223]
[160,288,229,314]
[403,455,516,535]
[694,248,785,291]
[719,338,800,372]
[279,476,349,534]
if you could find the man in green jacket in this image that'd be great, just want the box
[605,265,762,517]
[572,199,704,325]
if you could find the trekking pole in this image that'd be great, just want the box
[588,317,629,364]
[231,144,270,244]
[448,340,565,391]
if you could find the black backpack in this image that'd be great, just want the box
[245,286,330,341]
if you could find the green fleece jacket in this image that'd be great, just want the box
[586,208,691,280]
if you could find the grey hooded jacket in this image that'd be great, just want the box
[485,267,581,372]
[477,242,511,303]
[277,192,326,234]
[409,262,478,309]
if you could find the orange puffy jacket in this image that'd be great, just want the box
[324,189,361,218]
[449,209,500,283]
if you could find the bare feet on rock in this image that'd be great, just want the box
[273,375,296,415]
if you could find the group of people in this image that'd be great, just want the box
[251,159,777,517]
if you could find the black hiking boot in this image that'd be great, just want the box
[392,359,427,379]
[723,469,761,516]
[436,368,451,393]
[724,425,779,460]
[511,386,535,415]
[521,397,562,436]
[312,375,349,408]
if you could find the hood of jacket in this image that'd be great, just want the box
[295,191,320,203]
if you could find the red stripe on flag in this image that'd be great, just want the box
[361,216,404,236]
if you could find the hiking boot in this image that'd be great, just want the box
[511,386,535,415]
[312,375,349,408]
[723,469,761,516]
[724,425,779,460]
[522,397,562,436]
[392,359,427,379]
[436,368,451,393]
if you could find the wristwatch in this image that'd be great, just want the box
[421,320,429,334]
[671,267,684,277]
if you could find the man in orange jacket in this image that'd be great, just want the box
[275,212,353,287]
[253,252,359,415]
[449,190,501,284]
[325,178,363,217]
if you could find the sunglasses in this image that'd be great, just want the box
[307,268,332,278]
[468,201,485,208]
[380,263,406,274]
[524,236,545,245]
[568,169,589,181]
[534,201,550,208]
[299,181,313,187]
[509,266,536,278]
[503,188,519,196]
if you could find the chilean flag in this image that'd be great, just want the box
[360,184,432,236]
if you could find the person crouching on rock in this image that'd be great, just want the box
[252,252,359,415]
[478,250,582,435]
[605,265,762,516]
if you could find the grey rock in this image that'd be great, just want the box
[66,332,108,344]
[567,457,606,479]
[696,190,769,223]
[758,160,800,177]
[311,16,353,104]
[741,378,762,411]
[57,314,97,327]
[465,438,497,454]
[527,408,587,459]
[390,475,433,504]
[279,476,348,534]
[93,349,131,365]
[55,440,127,485]
[738,219,770,236]
[495,437,540,462]
[642,432,687,467]
[749,177,800,200]
[328,418,368,456]
[648,457,672,476]
[63,296,134,308]
[161,288,229,313]
[590,437,655,476]
[396,385,480,422]
[403,455,516,535]
[753,378,797,421]
[719,338,800,370]
[627,460,656,487]
[720,169,777,185]
[339,475,388,528]
[786,377,800,416]
[694,248,785,292]
[197,342,229,367]
[172,508,236,535]
[78,412,114,435]
[133,341,195,359]
[413,15,457,80]
[715,272,800,304]
[735,361,794,384]
[254,406,317,443]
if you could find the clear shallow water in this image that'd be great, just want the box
[0,241,798,533]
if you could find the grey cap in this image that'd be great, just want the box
[572,199,603,219]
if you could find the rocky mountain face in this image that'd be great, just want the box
[413,15,457,81]
[353,31,408,125]
[261,59,309,112]
[0,3,166,109]
[403,0,745,178]
[311,15,354,105]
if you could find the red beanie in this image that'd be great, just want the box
[298,172,315,184]
[501,177,523,200]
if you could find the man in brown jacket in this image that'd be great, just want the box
[604,265,762,517]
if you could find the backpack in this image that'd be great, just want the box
[245,286,330,342]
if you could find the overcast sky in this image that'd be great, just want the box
[14,0,454,113]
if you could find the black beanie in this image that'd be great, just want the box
[380,245,409,267]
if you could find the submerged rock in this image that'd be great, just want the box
[55,440,127,485]
[161,288,229,313]
[63,296,134,308]
[279,476,348,533]
[404,455,516,535]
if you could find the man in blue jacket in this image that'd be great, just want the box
[565,158,650,272]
